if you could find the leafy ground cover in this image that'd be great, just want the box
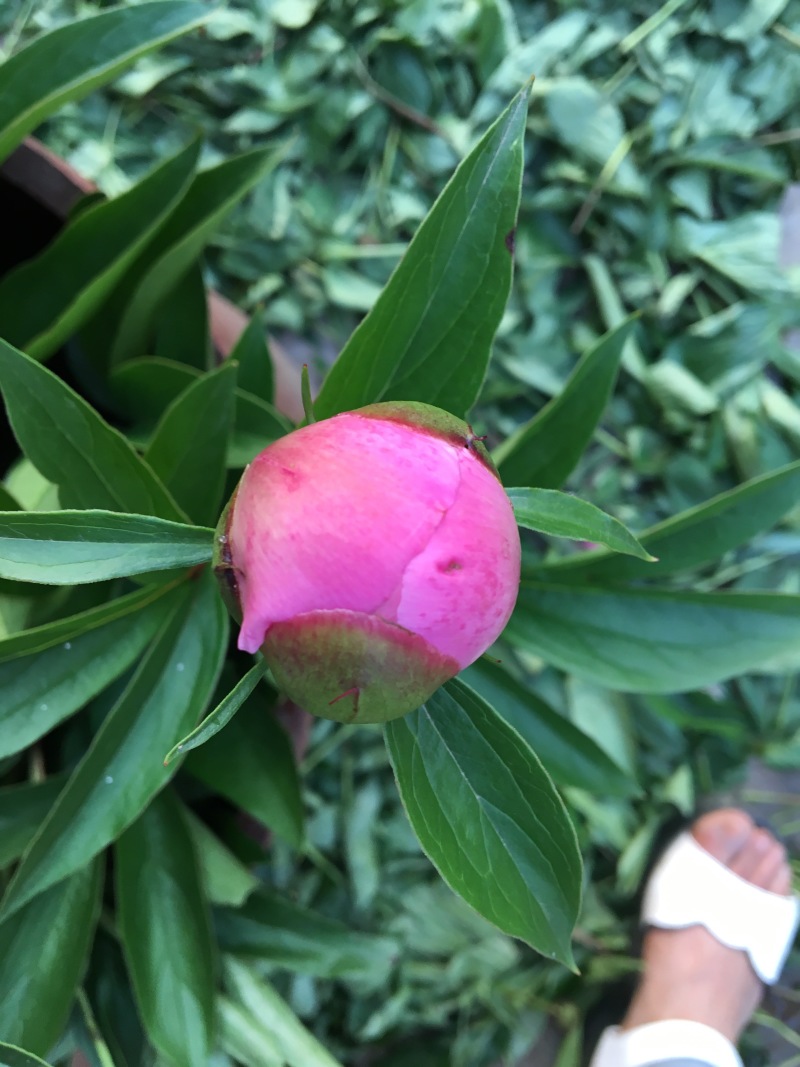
[2,1,800,1064]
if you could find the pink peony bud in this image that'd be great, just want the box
[214,401,520,723]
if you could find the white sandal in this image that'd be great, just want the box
[590,830,800,1067]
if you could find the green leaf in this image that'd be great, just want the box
[583,258,646,379]
[0,511,213,585]
[110,146,285,365]
[0,578,51,641]
[314,84,530,419]
[153,262,211,370]
[145,362,237,526]
[0,1043,55,1067]
[301,363,315,424]
[0,573,227,921]
[506,582,800,692]
[83,931,148,1067]
[229,389,294,467]
[0,579,180,663]
[0,2,207,163]
[5,457,57,511]
[459,659,636,797]
[164,658,269,764]
[0,339,184,520]
[0,775,67,868]
[116,789,214,1067]
[543,78,643,194]
[0,859,101,1055]
[676,213,790,295]
[217,997,282,1067]
[0,141,199,360]
[0,586,175,759]
[230,314,274,405]
[186,687,304,849]
[215,890,398,982]
[110,357,292,465]
[74,988,117,1067]
[493,319,634,487]
[0,485,20,511]
[646,360,718,417]
[542,459,800,582]
[385,678,582,964]
[507,488,655,561]
[187,812,259,908]
[223,957,345,1067]
[110,356,202,424]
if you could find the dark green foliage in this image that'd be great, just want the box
[0,1,799,1064]
[116,789,215,1066]
[386,679,583,967]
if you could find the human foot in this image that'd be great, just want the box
[621,809,793,1043]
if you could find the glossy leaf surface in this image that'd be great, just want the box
[507,488,654,560]
[224,957,344,1067]
[0,339,183,520]
[116,789,214,1067]
[188,812,259,908]
[314,85,530,419]
[186,689,304,849]
[0,588,172,759]
[494,320,634,488]
[0,860,101,1054]
[111,357,291,464]
[0,580,180,663]
[0,775,67,868]
[111,146,284,365]
[215,890,398,982]
[0,1044,55,1067]
[230,313,274,404]
[0,141,199,360]
[152,262,210,370]
[0,511,213,584]
[507,583,800,691]
[218,998,282,1067]
[0,575,227,920]
[459,659,636,797]
[145,362,237,526]
[385,679,582,965]
[0,2,206,162]
[543,459,800,582]
[164,658,268,765]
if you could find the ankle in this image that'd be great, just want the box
[621,967,761,1044]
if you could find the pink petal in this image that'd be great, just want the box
[391,448,520,667]
[232,413,461,652]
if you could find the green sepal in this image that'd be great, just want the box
[262,609,459,723]
[212,486,242,625]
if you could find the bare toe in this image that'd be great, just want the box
[768,854,793,897]
[728,827,775,881]
[750,841,788,891]
[691,808,753,863]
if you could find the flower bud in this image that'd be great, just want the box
[214,401,520,723]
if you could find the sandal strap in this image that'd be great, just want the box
[642,832,799,984]
[591,1021,743,1067]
